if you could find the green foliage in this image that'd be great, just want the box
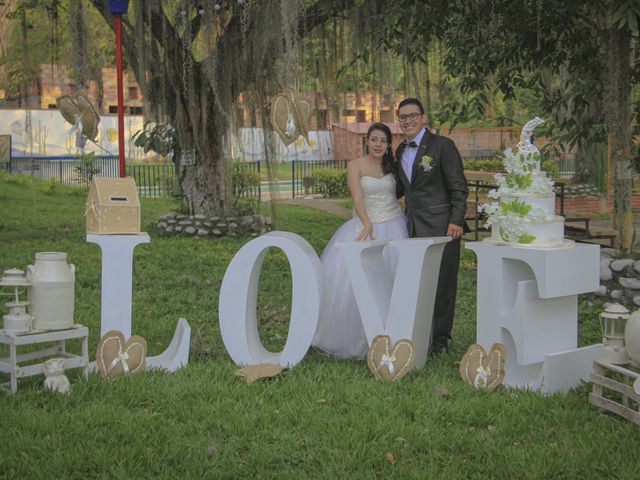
[132,123,176,158]
[1,170,32,187]
[231,168,261,216]
[518,233,536,244]
[232,197,259,217]
[231,168,260,197]
[312,168,349,198]
[463,158,503,172]
[3,1,115,98]
[541,158,560,179]
[40,177,59,195]
[1,170,95,197]
[613,0,640,32]
[508,173,533,190]
[501,199,532,217]
[73,152,100,184]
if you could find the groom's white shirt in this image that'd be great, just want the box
[401,127,426,181]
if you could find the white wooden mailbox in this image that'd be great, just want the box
[86,177,141,234]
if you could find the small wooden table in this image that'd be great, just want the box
[0,324,89,393]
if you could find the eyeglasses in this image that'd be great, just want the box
[398,112,421,122]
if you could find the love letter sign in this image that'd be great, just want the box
[218,231,450,369]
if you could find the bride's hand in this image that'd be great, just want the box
[356,223,374,241]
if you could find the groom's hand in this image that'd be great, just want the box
[447,223,463,240]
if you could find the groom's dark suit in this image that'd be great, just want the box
[396,129,469,349]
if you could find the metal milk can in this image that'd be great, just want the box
[626,310,640,367]
[27,252,75,330]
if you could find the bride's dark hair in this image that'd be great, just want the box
[366,122,395,175]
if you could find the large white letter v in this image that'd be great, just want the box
[337,237,450,368]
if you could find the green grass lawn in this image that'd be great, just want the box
[257,162,292,182]
[0,171,639,479]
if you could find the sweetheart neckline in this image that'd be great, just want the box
[361,173,392,181]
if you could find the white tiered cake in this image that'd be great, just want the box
[480,117,573,247]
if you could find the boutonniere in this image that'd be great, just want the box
[419,155,434,172]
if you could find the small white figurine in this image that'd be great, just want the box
[43,358,70,394]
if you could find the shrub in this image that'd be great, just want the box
[233,197,261,217]
[231,168,260,216]
[312,168,349,198]
[41,177,59,195]
[1,171,32,186]
[232,168,260,197]
[541,158,560,179]
[74,152,101,184]
[463,158,504,172]
[463,156,561,179]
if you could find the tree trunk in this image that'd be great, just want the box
[172,64,231,217]
[178,129,231,218]
[424,54,432,119]
[603,24,634,250]
[89,0,358,216]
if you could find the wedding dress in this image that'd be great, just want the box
[312,174,408,358]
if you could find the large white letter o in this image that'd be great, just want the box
[219,231,322,367]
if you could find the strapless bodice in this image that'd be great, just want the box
[354,174,403,223]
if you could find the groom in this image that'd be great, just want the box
[395,98,469,353]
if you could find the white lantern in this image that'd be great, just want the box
[600,303,629,365]
[0,268,34,332]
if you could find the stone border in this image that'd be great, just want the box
[595,248,640,307]
[156,212,272,238]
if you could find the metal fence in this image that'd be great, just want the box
[556,153,576,180]
[5,156,265,200]
[127,163,176,198]
[7,156,175,198]
[291,159,348,198]
[232,160,261,199]
[3,154,579,201]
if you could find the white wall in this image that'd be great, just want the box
[0,109,146,159]
[230,128,334,162]
[0,110,335,162]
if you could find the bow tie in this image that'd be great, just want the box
[404,140,418,148]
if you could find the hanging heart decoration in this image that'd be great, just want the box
[56,91,100,141]
[270,92,312,146]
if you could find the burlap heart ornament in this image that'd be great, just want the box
[459,343,507,390]
[270,92,312,146]
[367,335,415,381]
[56,92,100,140]
[96,330,147,377]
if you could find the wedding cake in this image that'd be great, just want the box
[480,117,572,247]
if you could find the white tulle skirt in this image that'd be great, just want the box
[312,214,409,358]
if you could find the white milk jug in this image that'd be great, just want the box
[27,252,75,330]
[626,310,640,366]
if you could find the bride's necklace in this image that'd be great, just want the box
[365,156,385,179]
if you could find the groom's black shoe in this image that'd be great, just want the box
[430,337,449,355]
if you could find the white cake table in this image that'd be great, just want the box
[0,325,89,393]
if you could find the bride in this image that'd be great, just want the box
[312,122,408,358]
